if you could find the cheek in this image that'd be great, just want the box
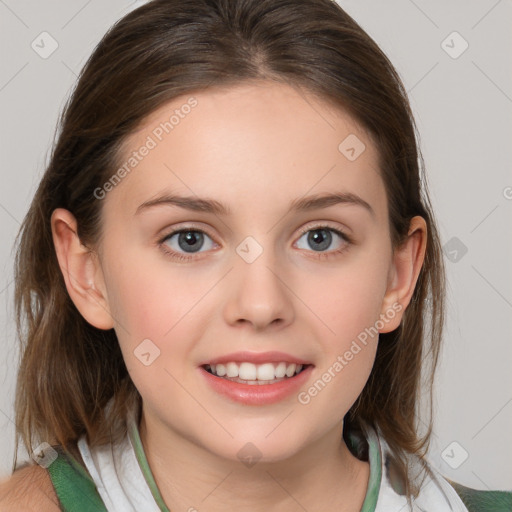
[301,249,391,342]
[102,250,219,381]
[296,263,385,420]
[294,246,390,409]
[104,249,209,337]
[103,256,210,401]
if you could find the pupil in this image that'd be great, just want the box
[179,231,204,252]
[308,229,331,251]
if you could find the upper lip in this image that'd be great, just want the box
[200,351,313,366]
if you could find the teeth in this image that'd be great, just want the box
[239,362,257,380]
[285,363,297,377]
[206,361,306,380]
[215,364,226,377]
[275,362,287,378]
[256,363,275,381]
[226,362,238,377]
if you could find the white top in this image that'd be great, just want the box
[77,422,160,511]
[77,404,470,512]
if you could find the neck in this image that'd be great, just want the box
[138,410,370,512]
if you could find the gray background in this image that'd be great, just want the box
[1,0,511,490]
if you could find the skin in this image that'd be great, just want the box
[51,80,427,512]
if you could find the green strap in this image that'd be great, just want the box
[354,427,381,512]
[46,446,108,512]
[127,417,171,512]
[447,478,512,512]
[128,415,382,512]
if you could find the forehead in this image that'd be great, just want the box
[108,81,387,221]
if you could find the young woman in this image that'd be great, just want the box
[1,1,510,511]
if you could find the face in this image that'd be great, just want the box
[91,81,402,462]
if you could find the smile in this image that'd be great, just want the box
[199,362,314,405]
[203,361,307,384]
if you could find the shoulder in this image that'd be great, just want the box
[446,478,512,512]
[0,463,61,512]
[374,428,511,512]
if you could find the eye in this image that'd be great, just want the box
[295,225,352,256]
[159,228,217,261]
[158,224,352,262]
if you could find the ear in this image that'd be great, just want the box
[379,216,427,333]
[50,208,115,330]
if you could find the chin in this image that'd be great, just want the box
[201,431,308,467]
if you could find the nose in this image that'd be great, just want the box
[223,245,295,331]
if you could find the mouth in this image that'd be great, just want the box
[202,361,312,385]
[198,351,314,405]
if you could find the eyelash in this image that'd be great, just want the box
[157,224,353,262]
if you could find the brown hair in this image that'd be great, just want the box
[13,0,445,506]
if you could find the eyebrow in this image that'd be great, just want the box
[135,191,375,218]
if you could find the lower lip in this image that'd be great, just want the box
[199,365,314,405]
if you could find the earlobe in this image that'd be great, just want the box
[50,208,115,330]
[379,216,427,333]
